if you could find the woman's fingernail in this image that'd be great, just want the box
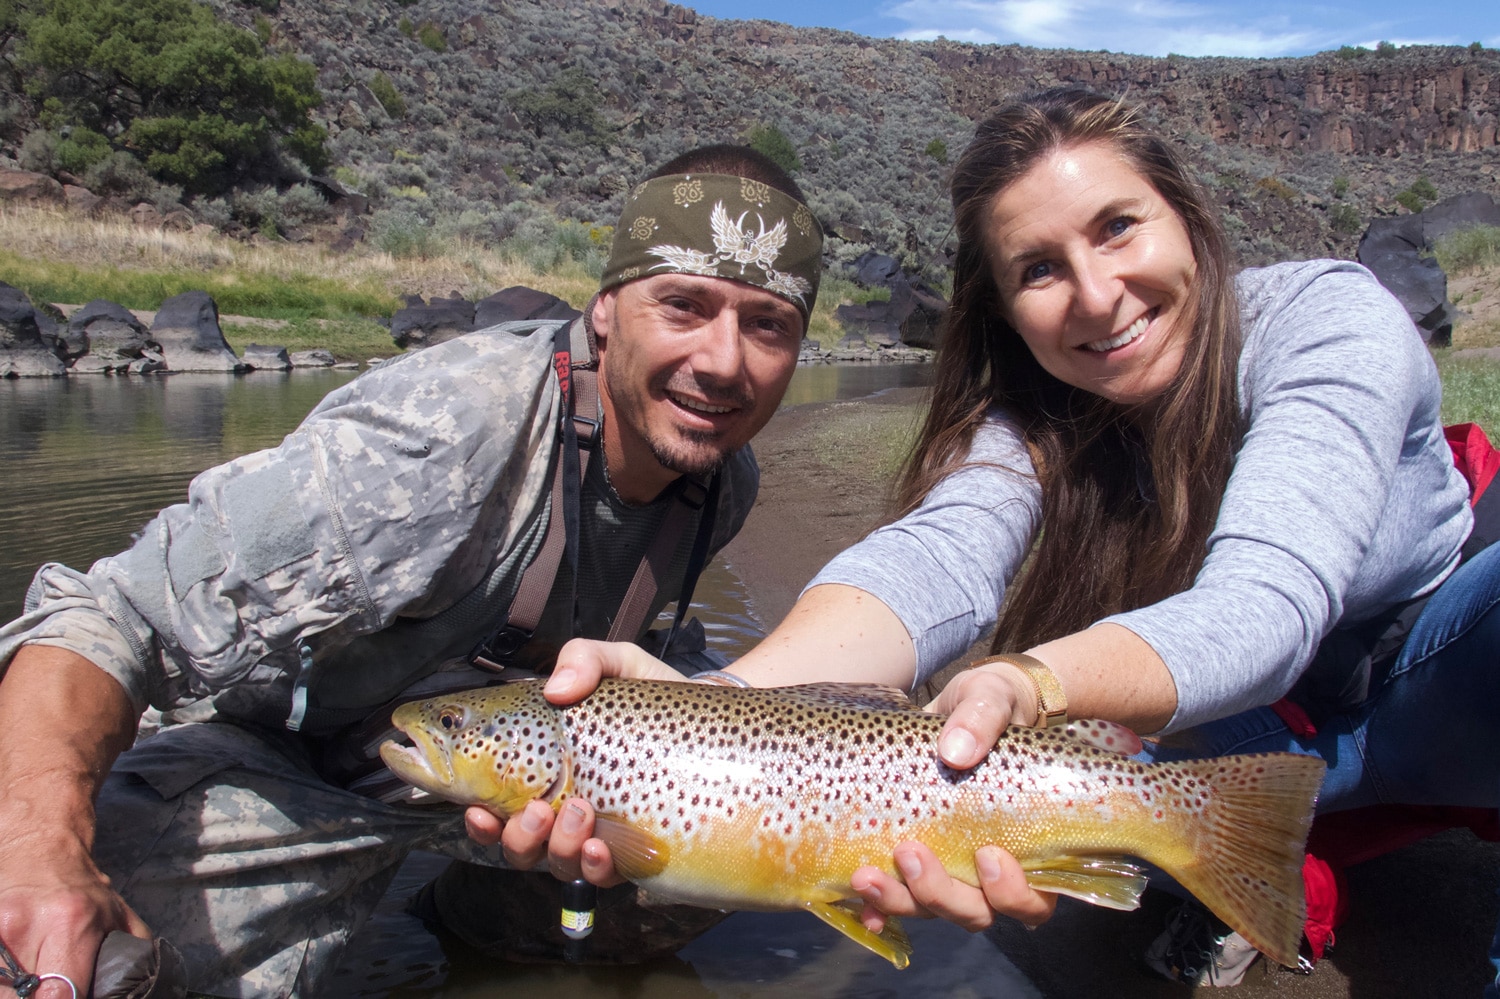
[896,851,923,881]
[977,846,1002,883]
[560,802,587,835]
[862,883,882,902]
[545,668,576,693]
[939,727,976,763]
[520,806,546,834]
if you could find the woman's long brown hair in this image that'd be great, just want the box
[895,88,1245,653]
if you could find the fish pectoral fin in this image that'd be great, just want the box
[1022,856,1147,911]
[592,814,670,881]
[802,900,912,969]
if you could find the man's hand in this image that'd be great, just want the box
[0,646,146,998]
[463,638,687,885]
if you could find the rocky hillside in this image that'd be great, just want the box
[15,0,1500,281]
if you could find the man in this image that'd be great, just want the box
[0,145,822,997]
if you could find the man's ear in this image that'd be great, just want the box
[591,289,617,355]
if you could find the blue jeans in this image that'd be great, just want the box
[1138,542,1500,993]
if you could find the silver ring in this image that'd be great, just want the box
[37,973,79,999]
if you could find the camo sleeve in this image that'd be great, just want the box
[0,330,561,715]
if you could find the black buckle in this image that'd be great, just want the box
[473,625,532,665]
[678,477,709,510]
[571,415,600,449]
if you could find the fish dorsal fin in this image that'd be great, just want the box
[768,683,918,712]
[1021,856,1147,911]
[1062,718,1143,756]
[593,814,670,881]
[802,900,912,969]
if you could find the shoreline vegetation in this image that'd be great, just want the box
[2,203,1499,432]
[0,204,892,362]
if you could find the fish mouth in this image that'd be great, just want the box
[379,711,455,792]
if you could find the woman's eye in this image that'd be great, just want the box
[1106,216,1135,238]
[1022,261,1053,283]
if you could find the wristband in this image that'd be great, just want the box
[690,669,752,688]
[973,653,1068,728]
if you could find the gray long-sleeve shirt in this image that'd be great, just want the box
[809,260,1473,732]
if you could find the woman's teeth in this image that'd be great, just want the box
[1085,314,1150,353]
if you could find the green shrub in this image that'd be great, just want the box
[398,17,415,38]
[1410,176,1438,201]
[1336,45,1367,59]
[1432,224,1500,274]
[1331,176,1349,199]
[417,22,447,53]
[924,138,947,164]
[1395,189,1424,213]
[1376,40,1397,56]
[371,205,439,258]
[1255,176,1297,200]
[1470,41,1485,53]
[1329,203,1364,235]
[369,72,406,119]
[746,123,801,175]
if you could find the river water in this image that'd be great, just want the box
[0,361,1043,997]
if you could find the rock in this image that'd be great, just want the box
[1417,193,1500,245]
[242,343,292,371]
[391,293,476,349]
[130,202,164,228]
[894,282,949,350]
[0,169,65,205]
[149,291,244,372]
[162,210,195,232]
[1358,213,1454,345]
[0,281,67,377]
[67,299,153,373]
[126,347,168,375]
[473,286,582,329]
[833,302,903,347]
[63,184,103,215]
[290,348,337,367]
[851,251,903,289]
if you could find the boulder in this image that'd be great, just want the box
[150,291,244,372]
[0,169,65,205]
[0,282,67,377]
[833,301,903,347]
[391,293,476,349]
[851,251,903,289]
[473,286,582,329]
[67,299,153,373]
[63,184,103,215]
[290,348,337,367]
[1419,193,1500,245]
[130,202,163,228]
[894,282,949,350]
[242,343,292,371]
[1358,214,1454,345]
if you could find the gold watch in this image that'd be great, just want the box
[975,653,1068,728]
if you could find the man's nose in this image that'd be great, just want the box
[692,310,747,379]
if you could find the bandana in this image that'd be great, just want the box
[600,173,823,320]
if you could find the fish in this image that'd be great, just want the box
[378,678,1324,969]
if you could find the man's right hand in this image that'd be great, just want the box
[0,823,150,998]
[0,645,146,998]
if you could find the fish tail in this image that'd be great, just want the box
[1157,752,1325,969]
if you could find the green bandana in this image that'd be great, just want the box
[600,173,823,319]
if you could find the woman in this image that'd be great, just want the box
[491,88,1500,989]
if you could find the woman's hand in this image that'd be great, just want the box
[847,658,1058,933]
[927,658,1041,768]
[463,638,688,885]
[851,842,1058,934]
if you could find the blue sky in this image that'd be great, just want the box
[683,0,1500,58]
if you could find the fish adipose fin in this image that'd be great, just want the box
[1021,857,1147,910]
[802,900,913,969]
[1062,718,1144,756]
[1158,752,1325,969]
[592,814,671,880]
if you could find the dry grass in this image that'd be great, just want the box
[0,204,604,313]
[1449,262,1500,351]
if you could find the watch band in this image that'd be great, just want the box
[975,653,1068,728]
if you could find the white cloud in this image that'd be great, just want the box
[884,0,1366,56]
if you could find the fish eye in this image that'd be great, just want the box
[439,708,466,730]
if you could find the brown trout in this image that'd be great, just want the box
[378,678,1323,969]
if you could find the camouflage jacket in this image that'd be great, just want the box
[0,319,758,734]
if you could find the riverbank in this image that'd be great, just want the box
[724,390,1500,998]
